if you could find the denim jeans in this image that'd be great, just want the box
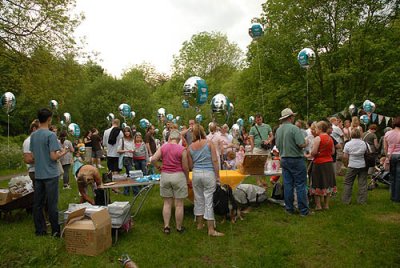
[134,159,148,175]
[33,177,60,235]
[281,157,309,215]
[390,154,400,202]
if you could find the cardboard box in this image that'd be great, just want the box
[238,154,268,175]
[0,189,12,205]
[63,208,112,256]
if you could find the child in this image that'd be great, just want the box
[223,151,237,170]
[270,146,281,184]
[236,145,245,167]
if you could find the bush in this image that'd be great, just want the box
[0,136,25,171]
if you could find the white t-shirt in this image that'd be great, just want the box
[103,127,123,157]
[118,138,135,158]
[332,125,344,144]
[343,139,368,168]
[22,136,34,172]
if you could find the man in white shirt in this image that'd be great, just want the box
[103,119,123,173]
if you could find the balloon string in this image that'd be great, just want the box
[8,114,10,168]
[306,69,309,121]
[256,42,265,115]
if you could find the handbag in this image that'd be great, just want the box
[364,142,377,168]
[255,125,270,150]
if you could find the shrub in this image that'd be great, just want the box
[0,137,25,171]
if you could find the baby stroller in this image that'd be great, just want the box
[368,164,391,190]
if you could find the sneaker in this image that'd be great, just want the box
[63,185,71,190]
[300,211,315,217]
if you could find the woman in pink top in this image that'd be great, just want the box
[150,129,189,234]
[384,117,400,202]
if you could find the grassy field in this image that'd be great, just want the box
[0,171,400,268]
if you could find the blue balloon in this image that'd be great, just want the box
[183,76,208,106]
[172,119,177,124]
[360,114,370,125]
[236,118,244,127]
[248,23,264,39]
[139,118,150,129]
[297,48,316,69]
[182,100,190,109]
[166,114,174,121]
[119,103,131,117]
[195,114,203,123]
[363,100,375,113]
[68,123,81,137]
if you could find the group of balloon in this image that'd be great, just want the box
[0,20,380,138]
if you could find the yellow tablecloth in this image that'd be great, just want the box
[188,170,247,202]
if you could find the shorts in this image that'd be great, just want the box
[107,156,120,172]
[160,172,188,199]
[92,149,103,158]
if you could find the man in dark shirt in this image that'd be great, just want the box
[145,125,157,174]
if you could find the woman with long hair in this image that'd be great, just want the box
[188,124,224,237]
[118,126,135,195]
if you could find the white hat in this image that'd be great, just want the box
[279,108,297,120]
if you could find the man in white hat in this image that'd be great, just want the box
[275,108,311,216]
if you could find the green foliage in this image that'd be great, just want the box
[0,0,82,54]
[172,31,244,77]
[0,135,25,170]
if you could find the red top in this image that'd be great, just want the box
[314,134,333,164]
[161,143,185,173]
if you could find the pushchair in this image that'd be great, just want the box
[368,164,391,190]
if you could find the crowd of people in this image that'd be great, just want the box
[22,107,400,237]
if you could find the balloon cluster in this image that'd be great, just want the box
[183,76,209,108]
[0,92,16,114]
[297,48,316,69]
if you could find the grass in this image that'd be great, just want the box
[1,170,400,268]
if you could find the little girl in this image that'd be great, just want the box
[270,146,281,184]
[223,151,237,170]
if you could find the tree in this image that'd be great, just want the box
[0,0,82,54]
[172,31,243,77]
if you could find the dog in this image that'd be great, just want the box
[213,184,244,223]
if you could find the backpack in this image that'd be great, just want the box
[271,182,284,200]
[213,184,237,216]
[233,184,267,206]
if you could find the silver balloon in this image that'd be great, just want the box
[157,108,166,119]
[349,104,356,115]
[60,120,65,126]
[130,111,136,119]
[248,116,255,125]
[195,114,203,123]
[297,48,316,69]
[68,123,81,137]
[119,103,131,117]
[63,112,71,124]
[183,76,206,106]
[106,113,115,122]
[49,100,58,111]
[0,92,16,114]
[211,93,230,125]
[175,116,181,122]
[155,128,159,134]
[121,122,127,128]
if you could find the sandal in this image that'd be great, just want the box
[176,226,186,234]
[208,231,224,237]
[163,226,171,235]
